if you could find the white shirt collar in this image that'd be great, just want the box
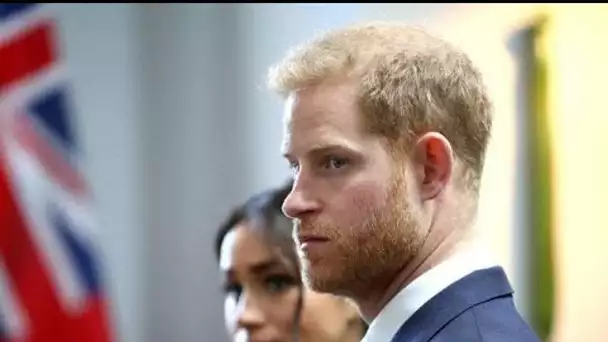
[361,243,498,342]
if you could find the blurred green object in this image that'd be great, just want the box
[529,15,555,342]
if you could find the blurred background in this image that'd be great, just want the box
[3,3,608,342]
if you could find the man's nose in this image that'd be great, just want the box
[282,183,321,219]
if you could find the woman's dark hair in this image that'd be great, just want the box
[214,178,297,274]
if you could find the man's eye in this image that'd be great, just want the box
[323,157,348,170]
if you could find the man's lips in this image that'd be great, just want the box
[297,235,330,245]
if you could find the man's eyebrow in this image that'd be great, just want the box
[283,144,358,160]
[307,144,352,156]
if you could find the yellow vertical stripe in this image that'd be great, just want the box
[529,15,555,341]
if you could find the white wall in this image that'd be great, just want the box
[52,4,144,342]
[542,7,608,342]
[135,4,269,342]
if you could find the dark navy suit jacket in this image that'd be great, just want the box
[390,267,541,342]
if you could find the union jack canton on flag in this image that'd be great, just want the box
[0,3,114,342]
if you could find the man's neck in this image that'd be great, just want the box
[356,218,468,323]
[342,317,368,342]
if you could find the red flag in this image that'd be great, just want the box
[0,4,114,342]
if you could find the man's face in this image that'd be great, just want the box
[280,79,425,297]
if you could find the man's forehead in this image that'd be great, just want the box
[283,81,358,121]
[283,100,338,130]
[281,120,372,160]
[280,83,368,154]
[282,99,359,140]
[281,114,342,154]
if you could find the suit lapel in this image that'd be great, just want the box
[390,267,514,342]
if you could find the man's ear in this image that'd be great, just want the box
[412,132,454,200]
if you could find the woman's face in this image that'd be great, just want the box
[219,222,361,342]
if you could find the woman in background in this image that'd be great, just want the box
[215,179,367,342]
